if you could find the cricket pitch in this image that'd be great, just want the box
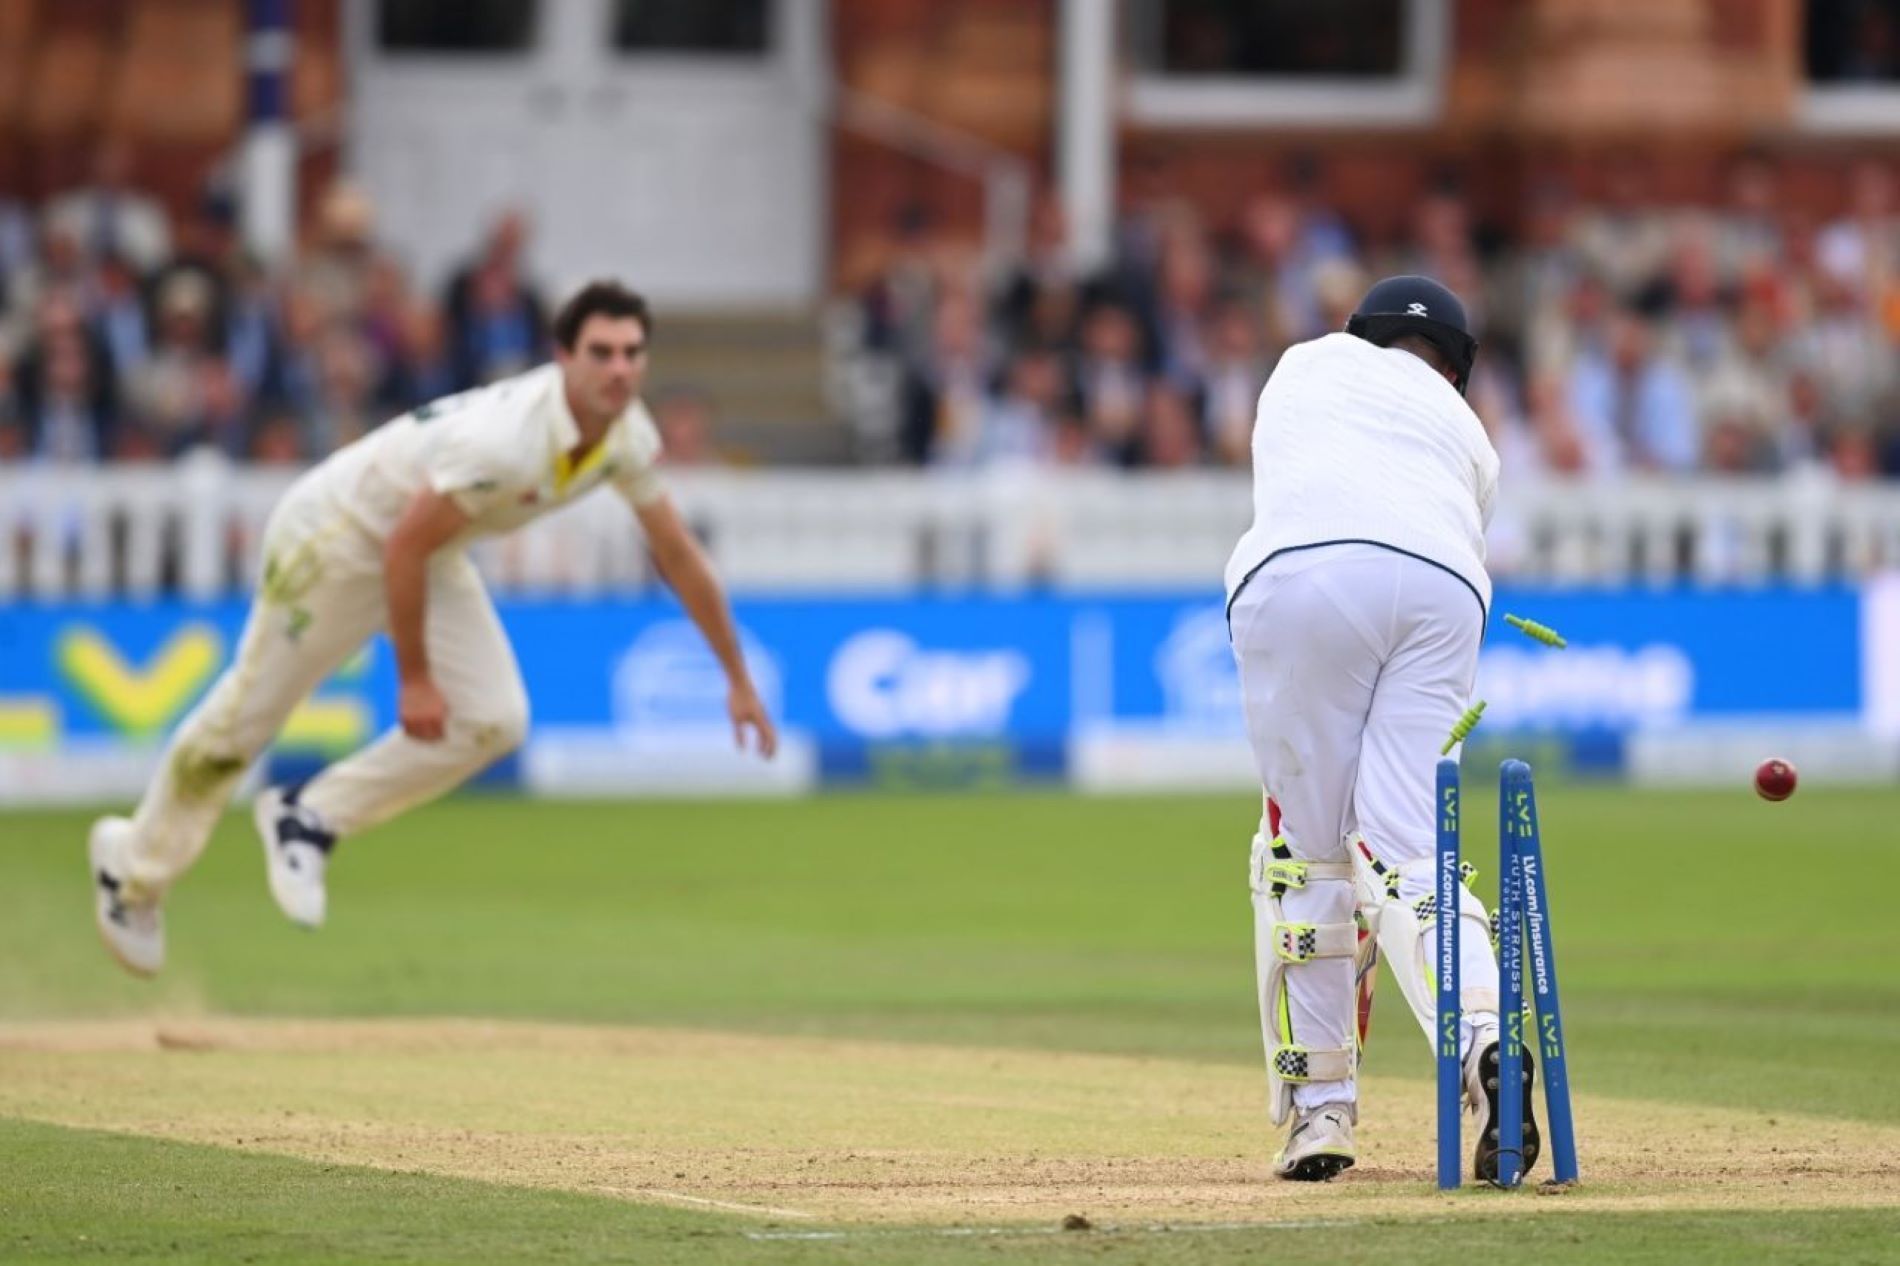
[3,1017,1895,1229]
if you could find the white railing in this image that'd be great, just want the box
[3,460,1899,600]
[829,86,1033,281]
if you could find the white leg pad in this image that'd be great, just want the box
[1350,835,1497,1050]
[1251,829,1357,1124]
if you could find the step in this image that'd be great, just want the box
[656,310,827,351]
[638,308,850,462]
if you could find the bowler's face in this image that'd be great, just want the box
[560,315,648,420]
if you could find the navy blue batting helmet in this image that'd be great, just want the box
[1344,275,1478,395]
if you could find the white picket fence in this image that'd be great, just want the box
[3,456,1899,599]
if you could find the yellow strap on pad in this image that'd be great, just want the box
[1273,919,1359,964]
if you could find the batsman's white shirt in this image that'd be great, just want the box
[1223,331,1498,617]
[119,365,666,893]
[1227,334,1503,1116]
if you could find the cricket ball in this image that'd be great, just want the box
[1754,758,1798,802]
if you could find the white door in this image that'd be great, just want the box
[345,0,826,308]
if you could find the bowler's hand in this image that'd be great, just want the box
[399,676,449,742]
[729,681,778,759]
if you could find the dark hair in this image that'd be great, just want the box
[1389,332,1455,378]
[552,280,652,350]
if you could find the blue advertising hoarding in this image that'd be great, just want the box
[0,583,1880,801]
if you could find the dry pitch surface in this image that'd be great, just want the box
[4,1017,1894,1232]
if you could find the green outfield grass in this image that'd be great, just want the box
[3,784,1897,1262]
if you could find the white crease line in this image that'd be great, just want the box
[745,1217,1348,1242]
[600,1187,817,1220]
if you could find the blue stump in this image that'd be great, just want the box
[1435,757,1462,1190]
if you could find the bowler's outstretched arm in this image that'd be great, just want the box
[636,493,778,758]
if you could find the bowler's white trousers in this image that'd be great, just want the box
[1230,542,1499,1112]
[120,480,530,894]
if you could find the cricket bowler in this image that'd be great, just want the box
[1225,276,1538,1182]
[89,280,777,976]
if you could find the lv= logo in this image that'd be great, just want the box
[57,625,224,737]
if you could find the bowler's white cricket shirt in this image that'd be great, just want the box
[1224,332,1499,617]
[300,363,665,545]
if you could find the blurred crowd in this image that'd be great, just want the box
[0,147,729,470]
[863,154,1900,482]
[5,144,1900,484]
[0,145,560,466]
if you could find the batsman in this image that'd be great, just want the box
[1225,276,1539,1182]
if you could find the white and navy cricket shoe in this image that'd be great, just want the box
[1468,1023,1541,1185]
[254,786,336,929]
[89,816,163,977]
[1273,1102,1356,1182]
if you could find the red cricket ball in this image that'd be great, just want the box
[1754,758,1798,802]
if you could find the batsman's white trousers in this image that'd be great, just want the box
[1230,542,1497,1110]
[120,482,529,894]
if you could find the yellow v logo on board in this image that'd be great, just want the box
[56,624,224,737]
